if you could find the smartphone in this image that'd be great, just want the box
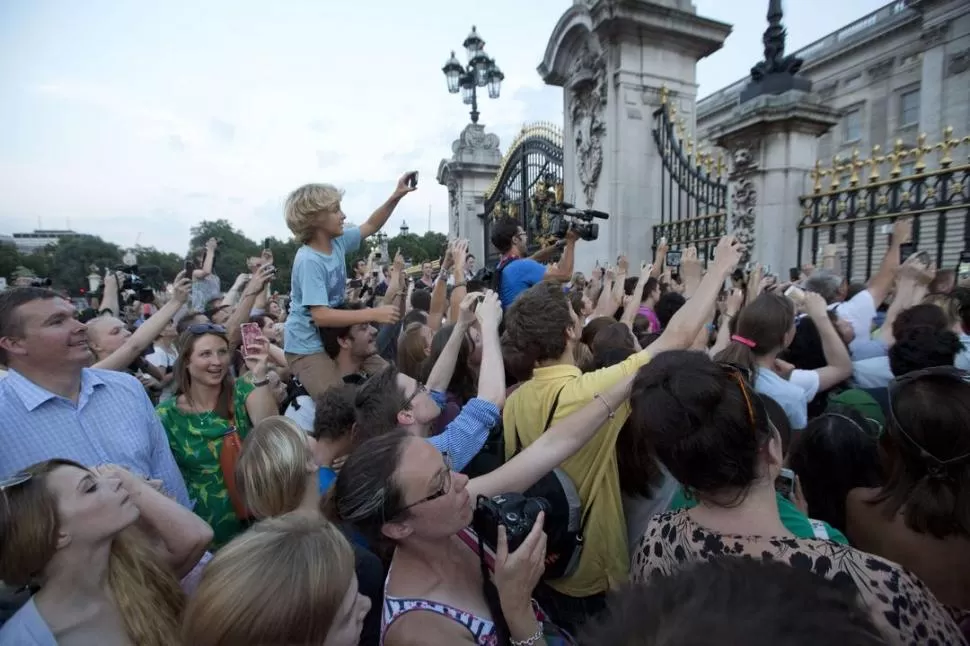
[666,250,682,268]
[239,322,262,358]
[958,250,970,282]
[775,468,796,500]
[784,285,806,305]
[184,260,195,275]
[407,171,419,189]
[660,236,667,246]
[899,242,917,264]
[879,224,893,235]
[789,267,800,282]
[263,237,271,251]
[348,278,363,289]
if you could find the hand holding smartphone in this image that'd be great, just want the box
[240,322,262,358]
[775,468,796,500]
[407,171,419,189]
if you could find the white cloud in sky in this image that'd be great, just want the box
[0,0,889,254]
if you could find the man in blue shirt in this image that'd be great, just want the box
[283,173,415,397]
[0,287,191,507]
[490,218,578,309]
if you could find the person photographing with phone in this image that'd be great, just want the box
[283,172,417,398]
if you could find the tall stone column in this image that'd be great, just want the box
[538,0,730,272]
[436,123,502,258]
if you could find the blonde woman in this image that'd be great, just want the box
[0,459,211,645]
[182,512,371,646]
[236,416,383,645]
[282,176,415,398]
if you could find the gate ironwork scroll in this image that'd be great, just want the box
[798,128,970,282]
[482,122,564,265]
[652,87,728,265]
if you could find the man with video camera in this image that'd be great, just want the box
[490,219,579,309]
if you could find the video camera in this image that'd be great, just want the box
[26,277,52,287]
[548,202,610,242]
[115,265,155,305]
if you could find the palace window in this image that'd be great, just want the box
[900,89,920,128]
[843,108,863,143]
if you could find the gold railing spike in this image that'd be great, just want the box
[811,160,824,193]
[887,139,906,178]
[830,155,843,191]
[660,85,669,105]
[686,136,694,158]
[911,132,931,174]
[704,152,715,175]
[936,126,958,168]
[716,152,726,179]
[866,145,883,183]
[848,148,863,187]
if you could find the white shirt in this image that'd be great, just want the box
[145,343,178,401]
[829,289,877,360]
[755,368,820,430]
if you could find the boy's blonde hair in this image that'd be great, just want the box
[284,183,344,244]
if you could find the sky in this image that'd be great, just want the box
[0,0,891,255]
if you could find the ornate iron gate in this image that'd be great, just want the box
[482,123,564,265]
[652,89,728,264]
[798,129,970,281]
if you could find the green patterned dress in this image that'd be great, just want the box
[156,377,256,548]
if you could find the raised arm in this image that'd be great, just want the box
[473,291,506,407]
[802,292,853,391]
[425,295,476,392]
[193,238,217,280]
[868,218,912,307]
[358,172,416,239]
[97,465,212,578]
[470,375,633,499]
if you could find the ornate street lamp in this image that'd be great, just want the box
[441,26,504,124]
[400,220,410,236]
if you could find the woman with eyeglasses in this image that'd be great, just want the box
[845,367,970,622]
[0,458,211,645]
[155,323,278,548]
[628,350,965,645]
[715,291,852,429]
[331,375,636,646]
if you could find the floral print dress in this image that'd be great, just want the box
[631,510,966,646]
[156,377,255,548]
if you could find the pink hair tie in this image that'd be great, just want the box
[731,335,757,349]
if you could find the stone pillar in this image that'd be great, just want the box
[538,0,730,272]
[709,92,839,272]
[436,123,502,258]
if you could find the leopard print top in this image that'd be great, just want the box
[631,510,967,646]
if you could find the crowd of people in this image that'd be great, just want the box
[0,171,968,645]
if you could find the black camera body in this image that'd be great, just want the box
[26,277,52,287]
[472,493,549,553]
[548,203,609,242]
[116,265,154,305]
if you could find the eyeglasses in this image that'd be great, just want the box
[887,366,970,472]
[384,454,453,522]
[187,323,227,335]
[401,381,427,411]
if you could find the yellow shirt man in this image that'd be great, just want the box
[503,349,652,598]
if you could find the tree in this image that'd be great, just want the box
[48,235,123,294]
[133,246,186,289]
[189,220,261,291]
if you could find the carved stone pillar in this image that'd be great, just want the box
[538,0,730,272]
[436,123,502,258]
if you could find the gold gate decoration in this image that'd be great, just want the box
[798,127,970,281]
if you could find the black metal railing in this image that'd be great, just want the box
[798,130,970,281]
[481,123,564,265]
[652,89,728,265]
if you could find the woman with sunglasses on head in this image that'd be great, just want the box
[0,458,211,645]
[845,367,970,623]
[155,321,278,548]
[715,290,852,430]
[628,350,965,645]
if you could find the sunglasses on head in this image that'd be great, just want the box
[187,323,226,335]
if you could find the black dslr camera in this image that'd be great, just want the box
[116,265,155,305]
[548,202,609,242]
[472,493,549,552]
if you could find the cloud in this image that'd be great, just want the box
[167,134,186,152]
[315,149,345,169]
[208,118,235,145]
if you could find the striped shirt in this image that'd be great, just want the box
[0,368,190,507]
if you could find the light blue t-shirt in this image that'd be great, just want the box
[957,334,970,372]
[0,598,56,646]
[498,258,545,309]
[284,228,362,356]
[754,368,819,430]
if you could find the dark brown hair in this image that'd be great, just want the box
[630,351,774,504]
[423,324,477,405]
[503,282,574,375]
[353,365,408,446]
[874,374,970,539]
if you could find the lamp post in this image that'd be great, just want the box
[400,221,410,236]
[441,26,504,124]
[374,231,389,258]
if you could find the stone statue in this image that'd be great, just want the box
[568,40,607,208]
[742,0,810,102]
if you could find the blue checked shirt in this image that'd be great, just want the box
[427,391,500,471]
[0,368,191,508]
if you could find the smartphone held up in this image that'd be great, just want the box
[240,322,262,358]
